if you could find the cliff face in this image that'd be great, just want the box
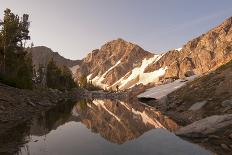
[28,46,81,70]
[74,17,232,90]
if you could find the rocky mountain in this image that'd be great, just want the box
[145,16,232,79]
[75,16,232,90]
[75,38,162,90]
[75,38,154,89]
[28,46,82,70]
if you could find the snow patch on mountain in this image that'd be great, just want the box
[138,75,198,99]
[89,60,121,89]
[86,54,168,90]
[134,67,167,86]
[112,54,166,89]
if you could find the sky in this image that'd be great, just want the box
[0,0,232,60]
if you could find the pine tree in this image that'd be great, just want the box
[79,75,88,88]
[0,8,33,89]
[46,59,76,90]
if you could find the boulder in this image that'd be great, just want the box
[176,114,232,137]
[221,99,232,107]
[221,144,230,150]
[229,133,232,139]
[184,70,195,77]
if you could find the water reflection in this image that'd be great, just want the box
[0,99,211,155]
[73,99,178,144]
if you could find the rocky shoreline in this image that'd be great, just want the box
[0,83,79,136]
[138,70,232,155]
[140,97,232,155]
[0,83,132,136]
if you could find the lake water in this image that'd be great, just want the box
[1,99,211,155]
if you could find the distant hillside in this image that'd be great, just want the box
[28,46,81,70]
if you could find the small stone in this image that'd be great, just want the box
[222,106,232,112]
[208,135,220,139]
[189,101,207,111]
[221,144,230,150]
[229,133,232,139]
[27,99,36,107]
[201,138,208,143]
[221,100,232,107]
[0,119,8,123]
[0,105,5,110]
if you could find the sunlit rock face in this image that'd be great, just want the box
[72,99,178,144]
[74,17,232,90]
[145,17,232,78]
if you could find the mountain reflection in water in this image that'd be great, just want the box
[0,99,211,155]
[72,99,178,144]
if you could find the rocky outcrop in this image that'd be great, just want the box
[28,46,81,70]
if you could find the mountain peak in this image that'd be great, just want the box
[116,38,126,42]
[224,16,232,24]
[103,38,132,46]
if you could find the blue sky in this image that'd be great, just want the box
[1,0,232,60]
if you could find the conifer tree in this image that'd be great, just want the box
[46,59,76,90]
[0,8,33,89]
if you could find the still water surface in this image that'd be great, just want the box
[4,99,211,155]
